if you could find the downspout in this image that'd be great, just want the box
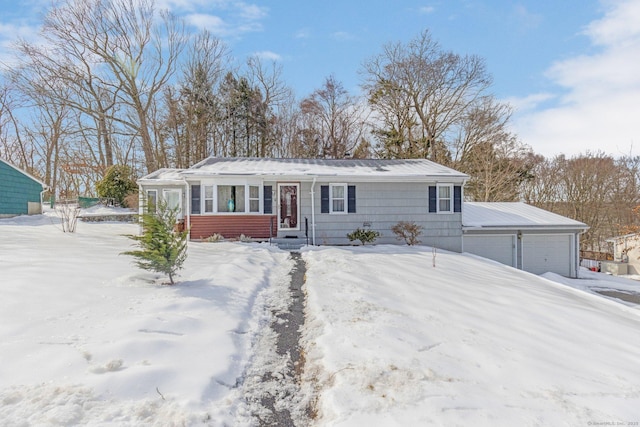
[182,177,190,236]
[576,228,588,278]
[310,176,317,245]
[39,185,49,213]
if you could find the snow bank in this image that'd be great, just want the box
[301,246,640,426]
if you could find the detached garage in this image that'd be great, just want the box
[462,202,588,278]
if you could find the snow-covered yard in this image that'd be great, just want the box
[301,247,640,426]
[0,212,293,425]
[2,212,640,426]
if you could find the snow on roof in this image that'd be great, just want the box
[179,157,468,180]
[138,168,185,183]
[463,202,588,229]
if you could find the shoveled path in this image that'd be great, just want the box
[256,252,310,426]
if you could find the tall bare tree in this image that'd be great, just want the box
[299,75,369,159]
[362,30,493,163]
[13,0,187,173]
[451,97,534,201]
[246,56,293,157]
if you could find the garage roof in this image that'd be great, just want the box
[463,202,588,230]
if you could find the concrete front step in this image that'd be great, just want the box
[271,237,308,251]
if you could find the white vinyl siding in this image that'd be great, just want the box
[312,181,462,251]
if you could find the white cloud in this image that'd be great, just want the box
[252,50,281,61]
[185,13,229,35]
[511,0,640,158]
[167,1,266,37]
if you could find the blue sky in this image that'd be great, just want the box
[1,0,639,158]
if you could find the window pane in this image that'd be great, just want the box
[439,199,451,212]
[204,185,214,213]
[146,191,157,213]
[439,186,450,199]
[217,185,245,212]
[333,186,345,198]
[250,186,259,198]
[333,200,344,212]
[235,186,245,211]
[250,200,260,212]
[218,186,232,212]
[164,190,180,211]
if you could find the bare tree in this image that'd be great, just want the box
[452,97,534,201]
[13,0,187,173]
[299,75,369,159]
[362,30,493,162]
[246,56,294,157]
[521,152,632,251]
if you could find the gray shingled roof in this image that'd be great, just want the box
[178,157,468,179]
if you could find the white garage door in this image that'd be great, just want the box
[464,234,516,267]
[522,234,571,276]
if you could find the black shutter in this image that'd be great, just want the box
[321,185,329,213]
[264,185,272,214]
[454,185,462,213]
[191,185,201,214]
[347,185,356,213]
[428,186,437,213]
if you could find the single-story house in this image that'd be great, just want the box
[138,157,587,277]
[0,158,47,218]
[138,157,468,251]
[462,202,588,278]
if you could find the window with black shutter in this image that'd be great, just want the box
[191,185,201,214]
[321,185,329,213]
[347,185,356,213]
[264,185,273,214]
[454,185,462,213]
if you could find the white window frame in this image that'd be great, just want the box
[329,183,348,214]
[248,185,261,213]
[162,189,183,218]
[145,189,157,213]
[196,180,264,215]
[437,184,453,213]
[203,185,215,213]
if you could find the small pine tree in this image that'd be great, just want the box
[123,200,188,285]
[347,228,381,245]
